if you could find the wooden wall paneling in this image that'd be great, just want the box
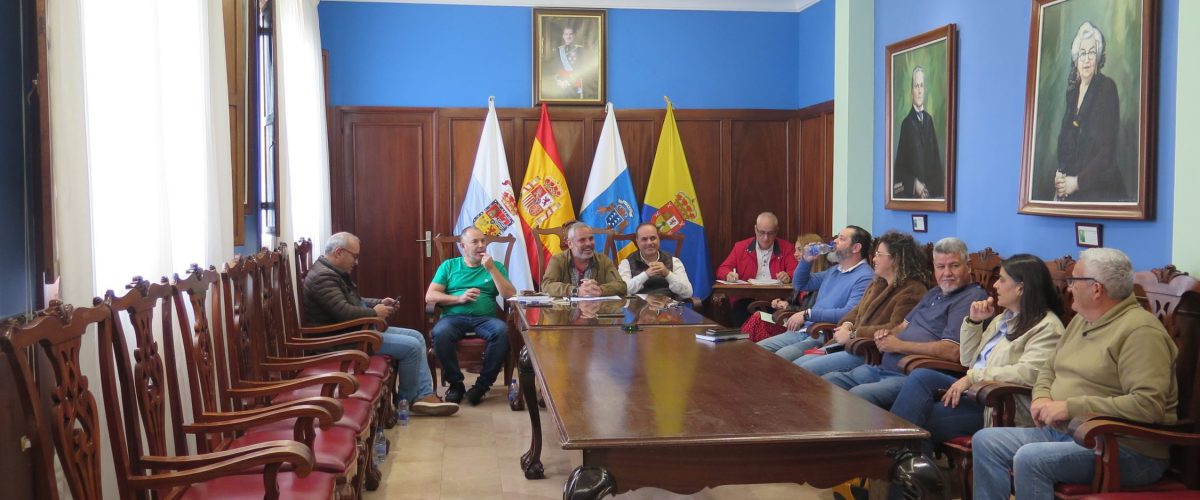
[729,117,794,243]
[334,108,435,330]
[796,102,835,240]
[330,104,834,311]
[672,116,726,270]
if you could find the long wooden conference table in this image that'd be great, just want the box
[510,298,928,498]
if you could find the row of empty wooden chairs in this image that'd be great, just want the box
[0,243,401,499]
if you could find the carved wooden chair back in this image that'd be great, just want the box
[530,225,571,284]
[2,300,330,500]
[1135,267,1200,424]
[219,255,271,387]
[172,265,238,451]
[252,249,291,360]
[427,233,517,388]
[103,279,190,466]
[1045,255,1077,325]
[967,247,1003,301]
[0,302,111,500]
[295,238,315,324]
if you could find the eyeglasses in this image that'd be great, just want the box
[873,251,891,258]
[1079,48,1099,60]
[1065,276,1098,286]
[755,229,777,237]
[340,247,360,261]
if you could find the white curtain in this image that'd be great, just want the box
[81,0,234,290]
[276,0,333,253]
[48,0,234,495]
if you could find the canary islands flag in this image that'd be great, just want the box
[518,103,576,277]
[455,97,535,292]
[642,99,712,298]
[580,102,640,261]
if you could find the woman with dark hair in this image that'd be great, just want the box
[795,231,929,375]
[889,253,1065,453]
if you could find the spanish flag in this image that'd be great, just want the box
[641,98,713,298]
[518,103,576,277]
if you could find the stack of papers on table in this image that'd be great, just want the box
[747,278,781,285]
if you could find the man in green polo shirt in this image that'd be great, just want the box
[425,227,517,406]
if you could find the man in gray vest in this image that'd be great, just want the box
[617,222,692,300]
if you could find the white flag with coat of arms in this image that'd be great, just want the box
[454,97,535,292]
[580,102,640,261]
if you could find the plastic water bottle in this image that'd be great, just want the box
[506,379,519,406]
[372,428,388,468]
[806,241,834,258]
[397,398,410,427]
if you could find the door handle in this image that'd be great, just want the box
[416,230,432,258]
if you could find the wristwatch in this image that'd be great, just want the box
[849,330,858,340]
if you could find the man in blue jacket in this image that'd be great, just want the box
[757,225,875,361]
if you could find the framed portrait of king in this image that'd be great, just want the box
[885,24,958,213]
[533,8,606,106]
[1018,0,1158,219]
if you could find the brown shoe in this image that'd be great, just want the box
[411,394,459,416]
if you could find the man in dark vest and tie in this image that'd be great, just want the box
[617,222,693,300]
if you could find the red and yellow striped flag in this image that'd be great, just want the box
[519,103,577,269]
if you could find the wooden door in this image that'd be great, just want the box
[332,108,436,331]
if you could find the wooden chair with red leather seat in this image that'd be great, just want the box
[277,243,398,428]
[221,253,389,492]
[168,268,376,496]
[424,233,519,391]
[1,300,339,500]
[1053,266,1200,498]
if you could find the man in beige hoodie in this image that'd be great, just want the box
[971,248,1178,500]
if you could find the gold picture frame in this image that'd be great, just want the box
[533,8,606,106]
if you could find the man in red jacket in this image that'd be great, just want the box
[716,212,799,325]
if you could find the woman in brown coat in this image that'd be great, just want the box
[794,231,929,374]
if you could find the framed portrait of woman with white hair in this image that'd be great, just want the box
[1018,0,1158,219]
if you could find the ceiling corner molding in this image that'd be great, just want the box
[320,0,824,14]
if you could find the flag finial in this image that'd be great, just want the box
[663,95,671,105]
[488,96,495,105]
[605,102,613,113]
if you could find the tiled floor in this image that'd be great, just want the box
[365,379,838,500]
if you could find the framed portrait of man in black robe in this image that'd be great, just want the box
[885,24,958,213]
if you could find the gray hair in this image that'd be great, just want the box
[1079,248,1134,299]
[1070,21,1105,63]
[323,232,358,256]
[932,237,968,263]
[911,66,925,83]
[756,212,779,227]
[566,222,592,240]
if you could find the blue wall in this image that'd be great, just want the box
[796,0,835,108]
[319,2,836,109]
[872,0,1178,267]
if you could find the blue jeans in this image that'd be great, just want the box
[757,330,822,362]
[890,368,984,453]
[822,363,908,408]
[795,350,865,376]
[431,315,509,389]
[377,327,435,403]
[973,426,1168,500]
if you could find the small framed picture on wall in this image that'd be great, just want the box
[1075,222,1103,247]
[912,214,928,233]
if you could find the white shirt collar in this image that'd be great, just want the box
[837,258,867,274]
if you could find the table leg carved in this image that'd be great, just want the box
[564,466,617,500]
[519,346,545,479]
